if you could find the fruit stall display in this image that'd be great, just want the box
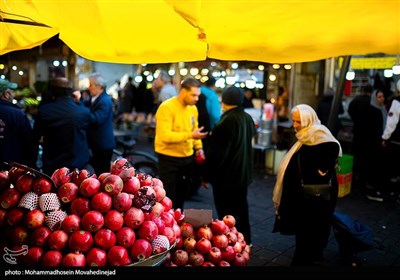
[0,159,250,267]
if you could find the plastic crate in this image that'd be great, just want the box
[337,172,352,198]
[337,154,354,174]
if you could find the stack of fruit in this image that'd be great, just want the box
[164,215,251,266]
[0,159,250,267]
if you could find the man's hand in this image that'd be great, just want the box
[72,90,81,103]
[192,126,208,139]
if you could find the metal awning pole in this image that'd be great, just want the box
[327,56,351,133]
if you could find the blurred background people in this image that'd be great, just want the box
[365,89,388,202]
[348,84,373,190]
[85,73,116,175]
[0,79,36,170]
[382,80,400,201]
[153,70,177,104]
[154,77,207,210]
[200,77,221,130]
[204,86,255,244]
[242,88,255,108]
[33,77,93,175]
[276,86,289,122]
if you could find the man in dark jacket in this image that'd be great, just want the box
[85,73,116,175]
[204,86,255,244]
[348,84,373,190]
[0,79,36,170]
[33,77,93,175]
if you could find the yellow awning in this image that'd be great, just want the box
[1,0,399,64]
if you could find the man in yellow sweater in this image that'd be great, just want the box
[155,77,208,210]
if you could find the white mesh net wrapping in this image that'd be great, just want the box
[151,235,170,253]
[39,193,61,212]
[45,210,67,231]
[18,192,39,210]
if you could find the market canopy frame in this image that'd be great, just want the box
[1,0,399,64]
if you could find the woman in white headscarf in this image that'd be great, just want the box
[272,104,342,266]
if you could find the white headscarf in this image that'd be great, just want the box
[272,104,342,211]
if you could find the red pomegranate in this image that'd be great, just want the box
[30,226,52,247]
[61,214,81,234]
[62,252,86,267]
[91,192,112,213]
[79,177,101,197]
[15,173,35,194]
[86,247,107,267]
[24,209,45,229]
[136,220,158,242]
[196,237,212,255]
[48,230,69,251]
[81,210,104,233]
[122,176,140,194]
[103,210,124,232]
[32,177,53,195]
[101,174,123,196]
[71,168,96,187]
[70,197,91,217]
[94,228,116,250]
[206,247,222,265]
[51,167,72,188]
[129,239,152,262]
[0,188,21,210]
[6,208,26,226]
[123,207,145,229]
[222,214,236,228]
[115,227,136,248]
[171,249,189,266]
[180,222,195,239]
[221,245,236,262]
[68,230,93,253]
[160,196,173,213]
[22,247,44,266]
[41,250,63,267]
[183,237,197,253]
[212,234,229,249]
[107,246,131,266]
[196,224,213,240]
[57,182,79,203]
[188,251,204,267]
[112,192,133,212]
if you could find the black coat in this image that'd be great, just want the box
[33,96,92,175]
[0,100,36,170]
[205,107,255,188]
[273,142,340,238]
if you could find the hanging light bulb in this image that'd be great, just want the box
[393,55,400,75]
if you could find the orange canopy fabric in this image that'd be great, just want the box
[1,0,399,64]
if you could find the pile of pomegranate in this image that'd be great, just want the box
[0,159,250,267]
[164,215,251,266]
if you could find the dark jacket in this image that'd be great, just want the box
[86,91,116,150]
[205,107,255,187]
[316,95,344,137]
[33,96,92,175]
[273,142,340,236]
[0,99,36,170]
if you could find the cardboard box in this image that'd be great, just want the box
[183,209,213,228]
